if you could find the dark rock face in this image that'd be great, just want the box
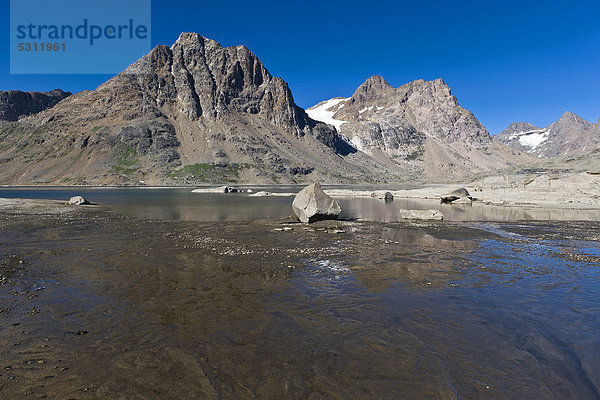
[0,89,71,121]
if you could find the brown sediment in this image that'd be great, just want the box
[0,203,599,399]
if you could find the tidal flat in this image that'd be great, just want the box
[0,203,599,399]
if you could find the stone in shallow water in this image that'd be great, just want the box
[292,183,342,223]
[400,209,444,221]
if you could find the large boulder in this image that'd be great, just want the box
[292,183,342,223]
[441,188,472,204]
[68,196,91,205]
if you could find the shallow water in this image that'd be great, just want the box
[1,186,599,222]
[0,212,599,398]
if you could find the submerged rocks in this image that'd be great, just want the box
[400,209,444,221]
[292,183,342,223]
[68,196,91,206]
[441,188,472,204]
[192,186,241,193]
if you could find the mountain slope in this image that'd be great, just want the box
[496,111,597,158]
[0,33,392,185]
[0,89,71,121]
[307,76,528,177]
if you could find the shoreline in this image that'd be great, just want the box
[1,170,599,214]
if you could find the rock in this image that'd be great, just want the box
[0,33,387,186]
[192,186,238,193]
[292,183,342,223]
[452,196,472,205]
[68,196,91,205]
[400,209,444,221]
[441,188,472,204]
[249,191,294,197]
[251,191,271,197]
[0,89,71,121]
[307,76,526,178]
[380,192,394,201]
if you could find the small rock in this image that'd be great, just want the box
[251,191,272,197]
[400,209,444,221]
[375,192,393,201]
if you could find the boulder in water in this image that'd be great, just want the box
[292,183,342,223]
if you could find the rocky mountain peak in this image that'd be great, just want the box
[173,32,220,49]
[0,32,372,185]
[308,76,522,178]
[349,75,395,104]
[499,122,539,136]
[107,32,312,136]
[559,110,578,119]
[550,111,592,134]
[497,111,597,158]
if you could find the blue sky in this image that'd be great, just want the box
[1,0,599,134]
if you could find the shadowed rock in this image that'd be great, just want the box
[292,183,342,223]
[441,188,472,204]
[0,89,71,121]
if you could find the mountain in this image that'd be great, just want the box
[307,76,527,177]
[0,89,71,121]
[0,33,392,185]
[496,111,597,158]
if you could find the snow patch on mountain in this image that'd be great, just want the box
[511,129,550,150]
[306,98,348,131]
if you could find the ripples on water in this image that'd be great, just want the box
[0,191,599,398]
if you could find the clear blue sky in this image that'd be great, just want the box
[1,0,599,134]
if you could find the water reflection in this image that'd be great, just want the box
[1,187,599,222]
[1,214,599,398]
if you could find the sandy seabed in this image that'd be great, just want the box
[0,200,599,399]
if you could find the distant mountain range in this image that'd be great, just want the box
[496,112,600,158]
[0,33,387,185]
[307,75,525,177]
[0,33,597,185]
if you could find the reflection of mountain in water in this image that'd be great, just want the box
[341,224,480,292]
[338,197,600,222]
